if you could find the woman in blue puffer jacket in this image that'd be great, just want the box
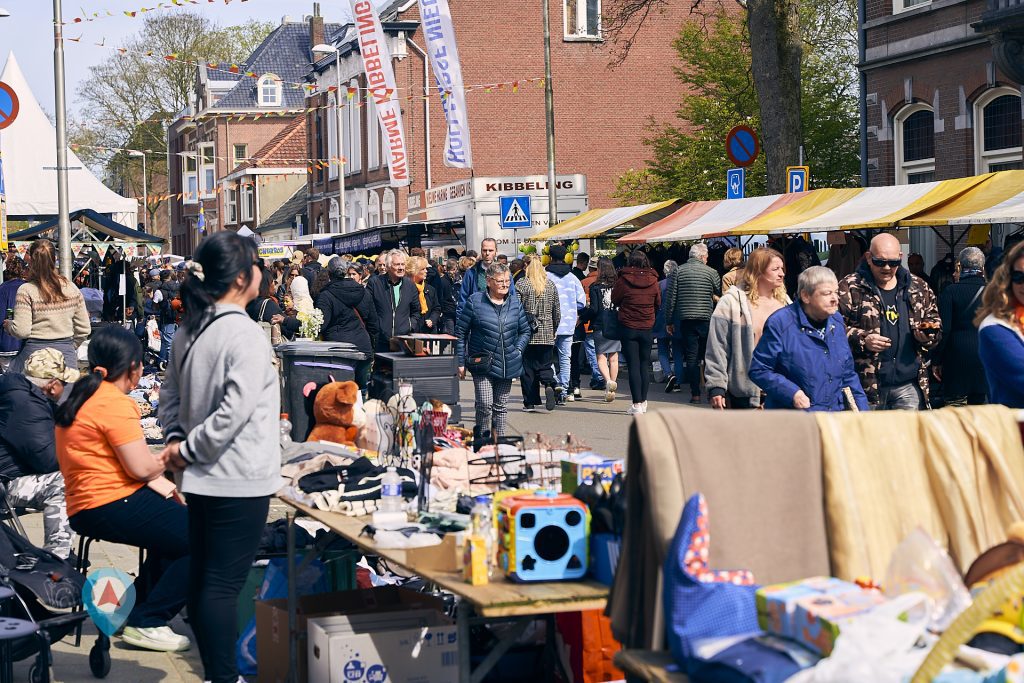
[456,262,532,439]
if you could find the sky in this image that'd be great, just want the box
[0,0,359,116]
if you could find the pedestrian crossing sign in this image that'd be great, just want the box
[499,195,532,229]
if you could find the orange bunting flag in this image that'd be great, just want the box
[165,54,178,61]
[347,87,357,99]
[228,64,239,74]
[512,81,519,93]
[124,11,137,17]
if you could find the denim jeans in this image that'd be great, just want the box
[159,323,177,363]
[70,486,189,628]
[554,335,573,390]
[875,382,923,411]
[584,336,600,386]
[657,336,673,380]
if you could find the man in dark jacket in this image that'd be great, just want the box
[837,233,941,410]
[316,258,380,388]
[664,243,721,401]
[457,238,498,321]
[301,247,323,288]
[934,247,988,406]
[366,250,422,351]
[426,260,457,335]
[0,348,77,559]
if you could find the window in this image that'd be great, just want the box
[895,104,936,185]
[329,199,340,233]
[327,94,339,181]
[241,182,255,221]
[382,188,396,225]
[975,88,1023,173]
[367,190,381,227]
[181,154,198,204]
[564,0,600,39]
[225,186,238,224]
[258,74,282,107]
[199,143,216,197]
[367,100,381,169]
[893,0,930,14]
[346,79,362,175]
[233,144,247,167]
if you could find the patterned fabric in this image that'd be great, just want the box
[515,277,561,346]
[547,266,586,337]
[838,262,940,406]
[8,281,91,345]
[6,471,72,559]
[472,376,513,436]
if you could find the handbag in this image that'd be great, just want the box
[465,352,493,375]
[257,299,283,345]
[600,307,622,341]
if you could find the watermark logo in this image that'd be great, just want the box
[82,568,136,636]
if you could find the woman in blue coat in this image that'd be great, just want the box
[750,266,869,412]
[456,262,532,438]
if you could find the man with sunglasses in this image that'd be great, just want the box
[838,233,941,410]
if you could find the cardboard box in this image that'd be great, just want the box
[391,533,464,574]
[756,577,886,656]
[560,457,625,495]
[256,587,446,683]
[308,609,458,683]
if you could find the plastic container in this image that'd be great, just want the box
[380,467,403,512]
[277,341,367,441]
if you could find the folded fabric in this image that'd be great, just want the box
[307,491,379,517]
[280,451,361,487]
[298,457,418,504]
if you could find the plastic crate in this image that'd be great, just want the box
[278,341,368,441]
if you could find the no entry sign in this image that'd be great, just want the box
[725,125,759,168]
[0,82,18,131]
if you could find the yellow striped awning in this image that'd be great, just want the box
[899,170,1024,226]
[530,199,683,240]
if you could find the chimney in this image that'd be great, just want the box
[310,3,325,51]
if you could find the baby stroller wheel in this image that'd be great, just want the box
[28,661,50,683]
[88,639,110,678]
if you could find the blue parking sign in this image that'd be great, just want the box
[727,168,745,200]
[787,166,809,193]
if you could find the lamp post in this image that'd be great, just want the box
[52,0,72,279]
[312,44,345,234]
[128,150,147,233]
[541,0,558,229]
[0,9,10,17]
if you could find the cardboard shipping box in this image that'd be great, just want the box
[256,587,446,683]
[308,609,458,683]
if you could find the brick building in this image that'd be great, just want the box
[166,12,344,255]
[305,0,701,246]
[860,0,1023,264]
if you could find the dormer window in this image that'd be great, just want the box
[258,74,282,107]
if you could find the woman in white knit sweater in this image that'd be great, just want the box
[4,240,90,373]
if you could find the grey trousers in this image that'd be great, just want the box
[875,382,923,411]
[6,471,73,558]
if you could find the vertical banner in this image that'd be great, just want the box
[350,0,411,187]
[0,150,7,251]
[417,0,473,168]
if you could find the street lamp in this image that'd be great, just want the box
[127,150,147,232]
[0,9,11,18]
[312,43,345,234]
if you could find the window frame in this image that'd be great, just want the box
[225,186,238,224]
[181,153,198,205]
[198,143,216,198]
[258,73,283,108]
[382,188,396,225]
[346,79,363,176]
[974,87,1023,174]
[240,182,255,222]
[892,0,930,15]
[563,0,602,41]
[329,198,340,234]
[233,144,247,168]
[367,189,381,227]
[894,103,936,185]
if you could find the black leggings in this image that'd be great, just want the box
[186,493,270,683]
[620,327,653,404]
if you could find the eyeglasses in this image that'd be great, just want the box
[489,279,511,286]
[870,257,902,269]
[1011,270,1024,285]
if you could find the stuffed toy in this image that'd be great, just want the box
[964,521,1024,655]
[307,381,366,446]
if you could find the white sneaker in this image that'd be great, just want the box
[605,381,617,403]
[122,625,191,652]
[641,401,649,413]
[627,403,643,415]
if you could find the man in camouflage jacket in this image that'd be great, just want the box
[837,233,941,409]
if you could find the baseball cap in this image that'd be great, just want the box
[24,348,80,385]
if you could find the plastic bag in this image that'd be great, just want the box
[885,528,972,631]
[787,592,933,683]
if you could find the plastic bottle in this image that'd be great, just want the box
[470,496,495,578]
[380,467,403,512]
[279,413,293,458]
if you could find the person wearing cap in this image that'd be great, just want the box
[0,347,77,559]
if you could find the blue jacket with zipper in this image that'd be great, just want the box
[455,291,532,380]
[749,302,869,412]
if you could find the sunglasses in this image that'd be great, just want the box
[1011,270,1024,285]
[870,257,902,269]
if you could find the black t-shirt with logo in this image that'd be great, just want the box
[877,286,918,386]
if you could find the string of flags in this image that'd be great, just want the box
[70,142,348,167]
[123,171,319,205]
[62,0,250,25]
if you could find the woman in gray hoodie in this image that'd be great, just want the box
[159,232,281,683]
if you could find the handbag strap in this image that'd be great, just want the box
[258,298,270,321]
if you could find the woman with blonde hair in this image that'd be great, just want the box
[515,257,560,411]
[977,240,1024,407]
[721,247,745,292]
[705,248,789,409]
[4,239,90,373]
[406,256,441,332]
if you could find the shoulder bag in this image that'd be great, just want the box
[257,299,283,346]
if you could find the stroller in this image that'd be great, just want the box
[0,516,109,682]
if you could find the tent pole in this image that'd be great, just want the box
[52,0,73,280]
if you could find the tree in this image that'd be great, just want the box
[606,0,803,193]
[71,13,273,230]
[614,2,858,203]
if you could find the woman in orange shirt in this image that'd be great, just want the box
[55,326,190,653]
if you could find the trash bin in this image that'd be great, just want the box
[278,341,367,441]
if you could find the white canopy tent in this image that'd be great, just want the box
[0,52,137,226]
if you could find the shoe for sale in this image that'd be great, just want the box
[665,375,678,393]
[122,625,191,652]
[605,380,617,403]
[627,403,643,415]
[545,385,557,411]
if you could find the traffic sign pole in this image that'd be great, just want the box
[53,0,73,280]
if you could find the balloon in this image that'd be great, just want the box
[541,255,551,266]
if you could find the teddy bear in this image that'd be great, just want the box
[307,380,366,446]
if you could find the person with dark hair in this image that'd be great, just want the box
[4,239,90,374]
[0,258,26,354]
[572,252,590,281]
[426,257,457,335]
[55,326,191,652]
[154,269,181,364]
[300,247,322,287]
[589,259,621,402]
[315,257,379,388]
[158,231,281,683]
[310,267,332,301]
[612,250,661,414]
[664,242,720,402]
[246,269,300,341]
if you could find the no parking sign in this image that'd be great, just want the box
[0,82,18,131]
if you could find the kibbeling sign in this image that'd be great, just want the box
[350,0,411,187]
